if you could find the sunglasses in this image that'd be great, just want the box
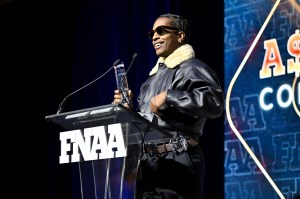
[148,25,179,39]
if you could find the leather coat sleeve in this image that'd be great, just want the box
[159,59,224,121]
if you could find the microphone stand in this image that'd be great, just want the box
[56,59,121,114]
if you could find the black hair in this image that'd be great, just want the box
[157,13,191,43]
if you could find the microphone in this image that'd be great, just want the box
[126,53,138,74]
[56,59,121,114]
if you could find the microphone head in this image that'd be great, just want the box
[113,59,121,66]
[132,53,138,59]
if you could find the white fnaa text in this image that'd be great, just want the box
[59,123,127,164]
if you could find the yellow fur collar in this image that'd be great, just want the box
[149,44,195,76]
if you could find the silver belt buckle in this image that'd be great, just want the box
[169,135,188,153]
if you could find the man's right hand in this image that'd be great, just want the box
[112,89,133,109]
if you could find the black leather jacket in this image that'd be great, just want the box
[137,58,224,138]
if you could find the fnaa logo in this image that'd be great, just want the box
[59,123,127,164]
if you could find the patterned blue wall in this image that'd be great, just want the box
[224,0,300,198]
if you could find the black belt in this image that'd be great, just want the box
[144,135,198,154]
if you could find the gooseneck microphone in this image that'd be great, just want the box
[126,53,138,74]
[56,59,121,114]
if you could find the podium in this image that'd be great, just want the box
[45,104,172,199]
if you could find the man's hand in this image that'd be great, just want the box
[150,91,167,116]
[112,89,133,109]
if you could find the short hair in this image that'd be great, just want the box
[157,13,191,43]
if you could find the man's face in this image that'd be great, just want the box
[150,17,183,58]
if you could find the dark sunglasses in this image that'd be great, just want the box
[148,25,179,39]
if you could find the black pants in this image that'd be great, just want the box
[135,145,205,199]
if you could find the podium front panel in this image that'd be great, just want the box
[45,104,172,199]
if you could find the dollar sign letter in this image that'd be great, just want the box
[287,29,300,77]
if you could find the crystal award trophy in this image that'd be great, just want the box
[114,62,130,105]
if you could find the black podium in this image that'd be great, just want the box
[45,104,172,199]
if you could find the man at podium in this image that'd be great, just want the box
[113,13,224,199]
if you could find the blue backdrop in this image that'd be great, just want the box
[224,0,300,198]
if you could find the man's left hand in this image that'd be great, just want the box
[150,91,167,116]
